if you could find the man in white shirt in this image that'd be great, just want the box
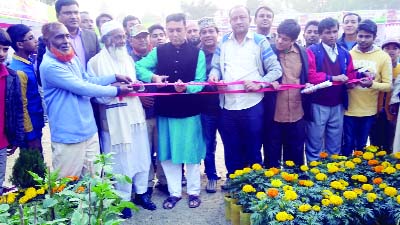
[209,5,281,187]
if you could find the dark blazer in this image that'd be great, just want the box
[36,29,100,85]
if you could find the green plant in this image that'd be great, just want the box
[11,149,46,189]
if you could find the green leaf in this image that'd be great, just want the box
[0,204,9,212]
[43,198,58,208]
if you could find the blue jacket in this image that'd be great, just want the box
[39,49,118,144]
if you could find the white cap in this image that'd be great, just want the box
[101,20,123,38]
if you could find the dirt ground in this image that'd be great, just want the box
[5,125,231,225]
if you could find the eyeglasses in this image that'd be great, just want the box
[20,35,35,42]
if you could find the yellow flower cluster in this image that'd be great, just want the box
[321,199,330,206]
[264,170,275,177]
[310,168,320,174]
[381,161,392,168]
[283,185,293,191]
[315,173,327,181]
[309,161,321,167]
[393,152,400,159]
[285,161,295,167]
[281,172,298,182]
[243,167,252,174]
[366,193,377,203]
[343,191,358,200]
[300,165,309,171]
[384,187,398,197]
[397,195,400,204]
[256,191,267,200]
[365,145,379,153]
[322,189,333,198]
[234,170,244,176]
[351,175,368,183]
[242,184,256,193]
[275,211,294,222]
[329,195,344,206]
[271,179,283,187]
[376,151,387,157]
[312,205,321,211]
[344,161,356,169]
[298,204,312,212]
[283,190,298,201]
[363,152,375,160]
[299,180,314,187]
[330,181,346,190]
[383,166,396,175]
[252,163,263,171]
[352,158,362,164]
[327,164,339,173]
[361,184,374,192]
[0,193,17,204]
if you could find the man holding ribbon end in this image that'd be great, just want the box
[87,20,156,217]
[208,5,282,187]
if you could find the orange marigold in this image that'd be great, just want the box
[368,160,379,166]
[269,167,280,175]
[374,165,384,173]
[320,152,328,159]
[353,151,363,157]
[76,186,85,193]
[267,188,279,198]
[373,177,383,185]
[65,176,79,181]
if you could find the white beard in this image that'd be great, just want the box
[108,45,131,64]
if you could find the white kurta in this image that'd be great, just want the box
[87,48,151,199]
[391,76,400,153]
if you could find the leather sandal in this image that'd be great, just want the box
[162,196,182,209]
[188,195,201,208]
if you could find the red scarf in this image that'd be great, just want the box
[50,47,76,62]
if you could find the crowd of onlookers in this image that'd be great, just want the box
[0,0,399,218]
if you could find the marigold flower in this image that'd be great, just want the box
[374,165,384,173]
[383,167,396,175]
[309,161,320,167]
[373,177,383,184]
[76,186,85,193]
[6,193,17,204]
[396,164,400,170]
[264,170,274,177]
[256,191,267,200]
[382,161,392,168]
[242,184,256,193]
[393,152,400,159]
[298,204,312,212]
[320,152,328,159]
[312,205,321,211]
[345,161,355,169]
[366,193,377,203]
[18,196,29,204]
[379,183,388,189]
[283,190,297,201]
[276,211,292,222]
[338,179,349,187]
[234,170,244,176]
[368,160,379,166]
[357,175,368,183]
[321,199,330,206]
[300,165,309,171]
[329,195,343,206]
[25,187,37,199]
[66,176,79,181]
[271,179,283,187]
[282,172,298,182]
[269,167,280,175]
[310,168,320,174]
[243,167,252,174]
[285,160,295,167]
[384,187,398,197]
[397,195,400,204]
[283,185,293,191]
[376,151,387,157]
[343,191,357,200]
[365,145,379,153]
[229,174,236,179]
[353,150,363,157]
[363,152,374,160]
[353,188,363,195]
[352,158,362,164]
[252,163,263,171]
[315,173,327,181]
[330,181,345,190]
[327,165,339,173]
[362,184,374,192]
[267,188,279,198]
[331,154,341,160]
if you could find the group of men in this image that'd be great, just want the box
[0,0,399,219]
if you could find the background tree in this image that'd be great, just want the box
[180,0,218,20]
[39,0,56,5]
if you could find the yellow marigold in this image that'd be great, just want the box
[320,152,328,159]
[366,193,378,203]
[300,165,309,171]
[345,161,355,169]
[397,195,400,204]
[353,150,364,157]
[276,211,292,222]
[309,161,320,167]
[362,184,374,192]
[396,164,400,170]
[331,154,340,160]
[256,191,267,200]
[328,165,339,173]
[383,167,396,175]
[339,179,349,187]
[243,167,252,174]
[329,195,344,206]
[264,170,275,177]
[365,145,379,153]
[312,205,321,211]
[271,179,283,187]
[353,188,363,196]
[269,167,280,175]
[384,187,398,197]
[393,152,400,159]
[285,160,295,167]
[321,199,331,206]
[283,190,298,201]
[315,173,327,181]
[242,184,256,193]
[343,191,358,200]
[36,187,45,195]
[352,158,362,164]
[18,196,29,204]
[283,185,293,191]
[363,152,374,160]
[379,183,388,189]
[25,187,37,199]
[298,204,312,212]
[358,175,368,183]
[310,168,320,174]
[234,170,244,176]
[6,193,17,204]
[229,174,236,179]
[299,180,314,187]
[330,181,345,190]
[252,163,263,171]
[0,196,5,204]
[288,214,294,221]
[382,161,392,168]
[376,151,387,157]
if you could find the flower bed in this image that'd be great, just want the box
[225,146,400,225]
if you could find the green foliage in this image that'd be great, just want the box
[11,149,46,189]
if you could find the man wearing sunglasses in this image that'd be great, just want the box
[7,24,44,152]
